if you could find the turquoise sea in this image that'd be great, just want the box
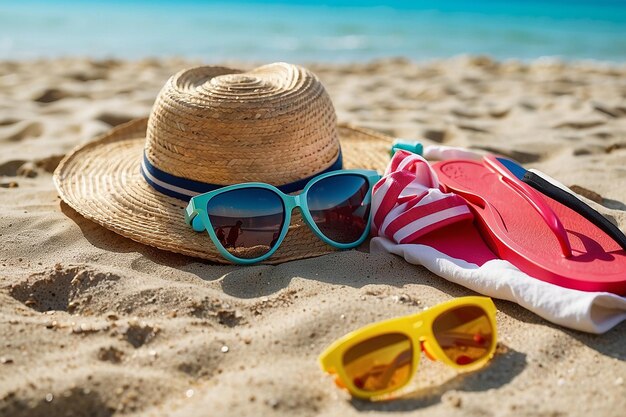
[1,0,626,62]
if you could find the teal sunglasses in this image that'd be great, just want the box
[185,169,381,264]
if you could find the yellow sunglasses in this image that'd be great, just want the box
[318,296,498,400]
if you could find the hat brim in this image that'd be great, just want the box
[53,118,394,264]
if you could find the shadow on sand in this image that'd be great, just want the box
[351,345,526,412]
[61,201,626,363]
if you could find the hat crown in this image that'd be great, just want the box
[144,63,340,186]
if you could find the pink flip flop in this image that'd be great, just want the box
[432,156,626,295]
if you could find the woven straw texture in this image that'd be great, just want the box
[146,63,340,185]
[54,64,394,264]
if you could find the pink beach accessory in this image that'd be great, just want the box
[370,149,626,334]
[433,156,626,295]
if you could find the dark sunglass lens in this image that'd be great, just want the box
[306,174,370,244]
[206,187,285,260]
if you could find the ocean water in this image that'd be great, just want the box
[1,0,626,62]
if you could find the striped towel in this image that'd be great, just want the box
[371,149,473,243]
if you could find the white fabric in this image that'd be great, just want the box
[371,238,626,334]
[370,144,626,334]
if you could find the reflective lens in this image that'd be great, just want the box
[206,187,285,260]
[306,174,370,244]
[432,306,493,366]
[342,333,413,393]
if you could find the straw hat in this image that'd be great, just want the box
[54,62,393,264]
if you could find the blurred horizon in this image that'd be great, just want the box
[1,0,626,62]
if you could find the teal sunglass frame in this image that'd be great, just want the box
[185,169,381,264]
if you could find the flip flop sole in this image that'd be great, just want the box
[433,159,626,295]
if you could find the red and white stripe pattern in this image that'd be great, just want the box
[372,150,473,244]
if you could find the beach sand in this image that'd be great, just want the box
[1,57,625,416]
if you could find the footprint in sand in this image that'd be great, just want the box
[0,117,20,126]
[488,105,511,118]
[554,118,606,129]
[451,107,482,119]
[65,70,108,82]
[592,102,625,118]
[0,120,44,142]
[95,112,136,127]
[422,128,448,143]
[593,131,613,139]
[606,143,626,153]
[3,387,111,417]
[8,265,122,313]
[0,157,61,178]
[455,122,491,134]
[32,87,69,103]
[35,154,66,173]
[472,146,540,163]
[0,159,27,176]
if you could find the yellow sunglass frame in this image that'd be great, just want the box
[318,296,498,399]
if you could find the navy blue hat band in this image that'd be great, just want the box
[140,151,343,201]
